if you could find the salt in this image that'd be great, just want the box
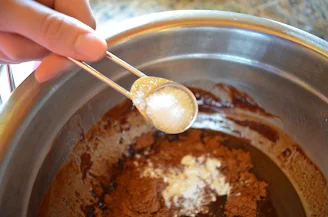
[145,86,194,133]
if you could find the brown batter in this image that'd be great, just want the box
[97,129,269,217]
[37,82,328,217]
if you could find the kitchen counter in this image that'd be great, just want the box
[91,0,328,40]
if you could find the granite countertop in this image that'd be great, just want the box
[91,0,328,40]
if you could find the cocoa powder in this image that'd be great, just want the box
[102,129,268,217]
[38,83,327,217]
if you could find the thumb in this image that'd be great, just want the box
[0,0,107,61]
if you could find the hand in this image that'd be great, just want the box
[0,0,107,82]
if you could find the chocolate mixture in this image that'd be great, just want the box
[37,82,328,217]
[100,129,269,217]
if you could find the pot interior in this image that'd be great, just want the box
[23,25,328,216]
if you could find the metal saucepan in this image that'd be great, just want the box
[0,11,327,216]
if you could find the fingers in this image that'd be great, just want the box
[0,58,15,65]
[37,0,96,29]
[35,54,76,82]
[35,0,99,83]
[0,32,49,63]
[0,0,107,62]
[54,0,96,29]
[35,0,54,8]
[34,0,98,83]
[0,0,104,83]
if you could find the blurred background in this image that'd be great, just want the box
[0,0,327,105]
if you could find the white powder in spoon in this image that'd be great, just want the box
[145,86,195,134]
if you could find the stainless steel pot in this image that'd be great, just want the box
[0,11,327,217]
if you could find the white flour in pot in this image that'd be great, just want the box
[141,154,230,216]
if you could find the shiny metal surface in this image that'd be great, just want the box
[69,54,198,133]
[105,51,147,78]
[68,55,133,98]
[6,65,16,92]
[0,11,327,217]
[0,64,15,106]
[68,50,149,99]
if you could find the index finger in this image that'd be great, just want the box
[37,0,96,29]
[0,0,106,61]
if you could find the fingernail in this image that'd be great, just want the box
[35,67,52,83]
[74,33,107,61]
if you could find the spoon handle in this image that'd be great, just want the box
[105,51,146,78]
[68,51,147,99]
[67,57,132,99]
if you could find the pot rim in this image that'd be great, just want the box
[0,10,327,201]
[100,10,328,57]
